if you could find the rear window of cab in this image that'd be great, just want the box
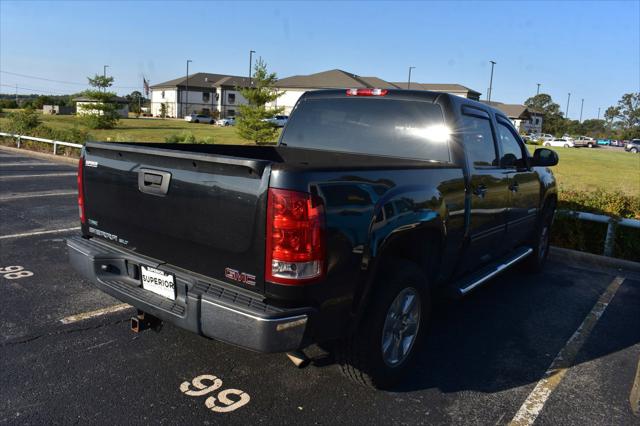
[281,98,451,162]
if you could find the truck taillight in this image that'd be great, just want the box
[77,156,85,224]
[266,188,325,285]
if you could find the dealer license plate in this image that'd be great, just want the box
[140,265,176,301]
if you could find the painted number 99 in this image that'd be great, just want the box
[180,374,250,413]
[0,266,34,280]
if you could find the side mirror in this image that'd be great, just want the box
[531,148,559,167]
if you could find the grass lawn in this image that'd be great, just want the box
[527,145,639,197]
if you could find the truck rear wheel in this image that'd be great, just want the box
[336,259,430,389]
[522,203,555,273]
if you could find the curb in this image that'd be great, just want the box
[0,144,79,166]
[550,246,640,273]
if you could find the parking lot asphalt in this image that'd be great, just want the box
[1,147,639,425]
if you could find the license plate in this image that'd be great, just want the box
[140,265,176,301]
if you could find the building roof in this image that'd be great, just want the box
[481,101,540,119]
[391,82,481,97]
[150,72,251,89]
[274,69,373,89]
[73,96,128,104]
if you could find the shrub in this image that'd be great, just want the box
[6,108,41,134]
[164,132,212,144]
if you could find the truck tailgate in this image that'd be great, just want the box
[82,142,272,294]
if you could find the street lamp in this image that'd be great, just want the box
[407,66,415,90]
[579,98,584,123]
[185,59,192,118]
[536,83,541,95]
[103,65,109,92]
[249,50,256,86]
[487,60,496,102]
[597,107,601,120]
[565,92,571,119]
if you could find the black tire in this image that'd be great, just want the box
[336,258,430,389]
[194,119,199,123]
[522,203,555,273]
[587,143,593,148]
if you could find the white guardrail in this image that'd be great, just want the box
[1,132,638,257]
[0,131,83,154]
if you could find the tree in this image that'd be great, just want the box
[524,93,566,136]
[159,103,168,119]
[79,74,120,129]
[7,108,41,134]
[126,90,144,117]
[606,92,639,139]
[235,59,285,144]
[580,119,606,137]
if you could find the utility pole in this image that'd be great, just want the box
[565,92,571,119]
[103,65,109,92]
[536,83,541,95]
[487,60,496,102]
[185,59,192,118]
[597,107,601,120]
[15,83,18,104]
[407,66,415,89]
[579,98,584,123]
[249,50,256,86]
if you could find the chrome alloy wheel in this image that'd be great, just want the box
[381,287,421,367]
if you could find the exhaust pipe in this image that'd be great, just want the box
[131,311,162,333]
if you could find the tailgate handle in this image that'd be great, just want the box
[138,169,171,196]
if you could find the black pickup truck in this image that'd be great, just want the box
[68,89,558,389]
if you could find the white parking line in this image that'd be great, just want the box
[0,172,76,180]
[0,191,76,201]
[0,227,81,240]
[509,276,626,426]
[0,162,59,166]
[60,303,132,324]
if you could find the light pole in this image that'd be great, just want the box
[565,92,571,119]
[249,50,256,86]
[185,59,192,118]
[487,60,496,102]
[407,66,416,90]
[579,98,584,123]
[597,107,601,120]
[536,83,541,95]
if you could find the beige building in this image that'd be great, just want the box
[483,101,543,134]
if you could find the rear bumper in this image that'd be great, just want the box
[67,236,312,353]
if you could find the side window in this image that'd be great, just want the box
[496,121,525,168]
[203,92,210,103]
[461,115,498,167]
[228,93,236,104]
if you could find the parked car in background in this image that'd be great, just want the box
[538,133,554,142]
[597,139,610,146]
[263,115,289,127]
[216,117,236,126]
[573,136,596,148]
[185,113,214,124]
[543,138,574,148]
[625,139,640,153]
[609,140,622,147]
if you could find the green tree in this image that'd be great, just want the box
[126,90,143,117]
[7,108,41,134]
[524,93,566,136]
[159,103,168,119]
[606,92,639,139]
[580,119,606,137]
[79,74,120,129]
[235,59,285,144]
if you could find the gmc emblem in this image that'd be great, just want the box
[224,268,256,286]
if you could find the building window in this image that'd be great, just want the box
[161,90,165,99]
[228,93,235,104]
[228,109,235,116]
[203,92,210,103]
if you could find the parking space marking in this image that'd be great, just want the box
[509,276,626,426]
[631,355,640,417]
[0,162,59,167]
[0,172,76,180]
[0,191,76,201]
[180,374,251,413]
[59,303,132,324]
[0,227,81,240]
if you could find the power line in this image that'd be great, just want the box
[0,83,72,96]
[0,70,140,90]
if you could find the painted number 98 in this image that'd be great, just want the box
[0,266,34,280]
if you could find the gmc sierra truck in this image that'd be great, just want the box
[68,89,559,389]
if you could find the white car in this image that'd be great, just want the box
[263,115,289,128]
[185,114,214,124]
[216,117,236,126]
[543,138,574,148]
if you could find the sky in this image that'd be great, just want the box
[1,0,638,120]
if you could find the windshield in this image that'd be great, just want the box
[281,98,451,162]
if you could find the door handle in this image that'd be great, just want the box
[138,168,171,196]
[509,181,519,192]
[473,184,488,198]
